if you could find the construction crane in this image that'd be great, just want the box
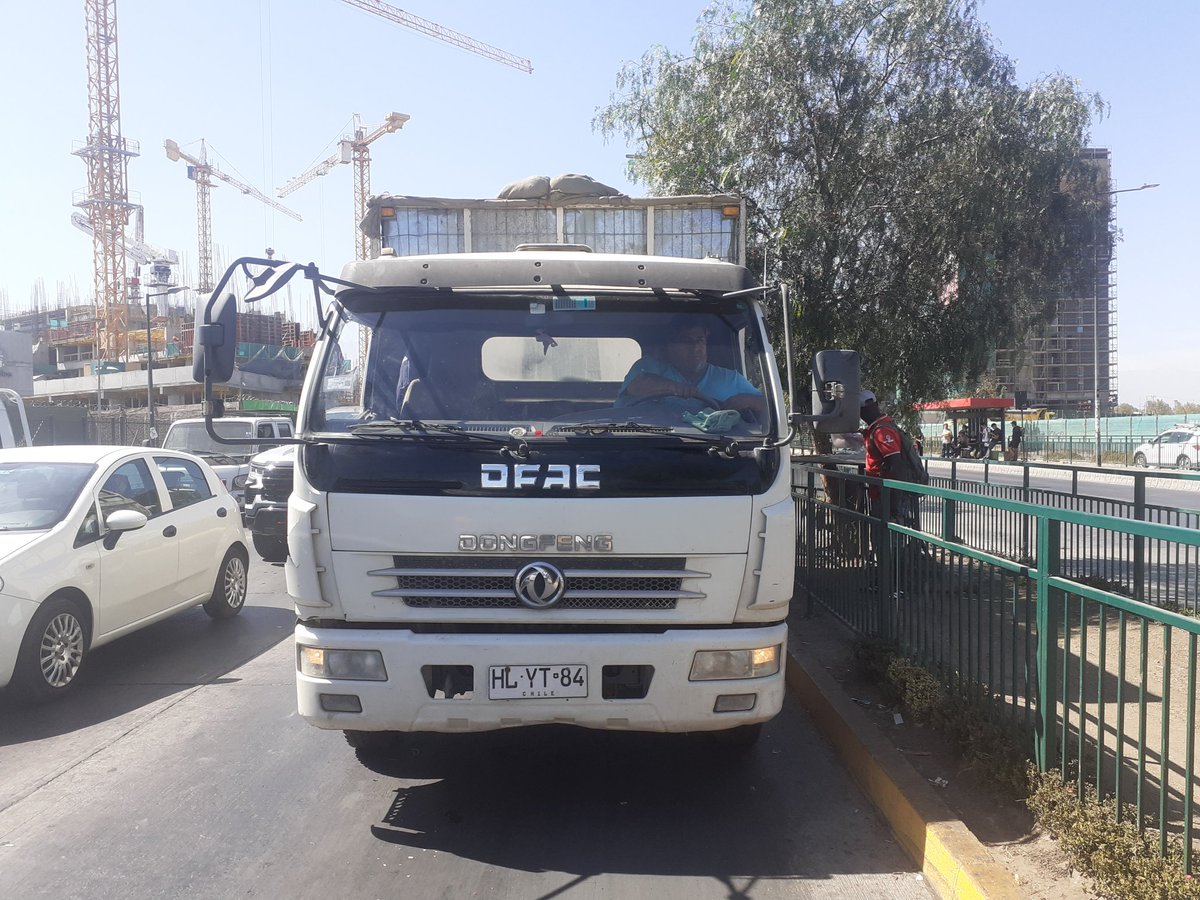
[280,1,531,367]
[278,113,410,260]
[339,0,532,74]
[74,0,138,373]
[164,138,302,294]
[71,212,178,270]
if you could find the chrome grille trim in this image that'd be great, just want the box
[368,555,704,609]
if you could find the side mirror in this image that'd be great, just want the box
[105,509,148,532]
[805,350,861,434]
[193,292,238,384]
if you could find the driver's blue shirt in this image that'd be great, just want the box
[615,358,762,408]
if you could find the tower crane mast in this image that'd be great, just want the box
[164,138,302,293]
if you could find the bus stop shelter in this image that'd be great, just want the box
[917,397,1015,459]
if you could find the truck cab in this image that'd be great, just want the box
[161,415,293,501]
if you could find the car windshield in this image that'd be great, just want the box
[163,421,258,461]
[0,462,95,531]
[305,291,776,441]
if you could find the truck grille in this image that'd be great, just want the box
[368,555,706,610]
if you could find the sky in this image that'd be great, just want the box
[0,0,1195,404]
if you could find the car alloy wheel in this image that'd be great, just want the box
[1178,455,1195,471]
[40,612,85,688]
[203,549,249,619]
[1133,452,1148,468]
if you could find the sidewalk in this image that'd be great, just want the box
[786,603,1095,899]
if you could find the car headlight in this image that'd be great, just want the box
[689,645,781,681]
[298,646,387,681]
[232,474,249,489]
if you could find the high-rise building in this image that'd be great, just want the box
[993,148,1115,416]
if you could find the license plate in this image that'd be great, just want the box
[488,664,588,700]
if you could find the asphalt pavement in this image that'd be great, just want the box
[0,554,931,900]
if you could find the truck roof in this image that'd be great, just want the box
[340,249,754,294]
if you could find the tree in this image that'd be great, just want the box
[1113,403,1139,416]
[596,0,1106,410]
[1144,397,1172,415]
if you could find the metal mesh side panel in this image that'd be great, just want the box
[564,208,646,254]
[654,207,737,262]
[382,208,464,256]
[471,209,556,252]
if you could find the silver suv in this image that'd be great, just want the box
[1132,426,1200,470]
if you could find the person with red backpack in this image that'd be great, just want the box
[860,390,924,529]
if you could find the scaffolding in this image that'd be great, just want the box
[994,149,1116,417]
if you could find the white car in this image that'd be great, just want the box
[1132,427,1200,470]
[0,446,250,702]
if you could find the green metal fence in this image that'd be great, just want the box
[795,464,1200,872]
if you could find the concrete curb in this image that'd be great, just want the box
[785,648,1022,899]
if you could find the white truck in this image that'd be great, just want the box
[191,190,858,752]
[1,388,32,449]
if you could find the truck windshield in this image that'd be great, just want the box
[306,292,776,441]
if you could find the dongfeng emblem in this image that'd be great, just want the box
[514,562,566,609]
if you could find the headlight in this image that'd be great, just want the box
[232,474,249,489]
[298,646,387,681]
[689,645,781,681]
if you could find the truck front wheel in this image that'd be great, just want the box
[345,730,404,755]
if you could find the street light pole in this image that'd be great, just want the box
[143,285,189,445]
[1094,182,1158,467]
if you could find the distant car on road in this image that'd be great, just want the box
[1132,426,1200,470]
[242,444,294,562]
[0,445,250,702]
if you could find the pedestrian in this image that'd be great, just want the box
[941,421,954,458]
[1009,421,1024,458]
[860,390,924,529]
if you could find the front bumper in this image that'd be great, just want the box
[0,592,40,690]
[295,622,787,734]
[242,499,286,535]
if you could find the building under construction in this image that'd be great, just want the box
[993,148,1117,417]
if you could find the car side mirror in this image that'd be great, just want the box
[193,292,238,384]
[102,508,148,549]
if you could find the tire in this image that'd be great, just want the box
[345,730,404,755]
[1178,455,1195,471]
[203,547,249,619]
[11,597,90,703]
[1133,452,1148,468]
[252,532,287,564]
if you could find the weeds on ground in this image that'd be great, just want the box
[852,636,1200,898]
[1026,769,1200,900]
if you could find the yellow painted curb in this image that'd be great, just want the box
[786,651,1022,899]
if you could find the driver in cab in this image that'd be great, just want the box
[615,317,766,417]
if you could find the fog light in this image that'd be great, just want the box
[714,693,757,713]
[298,646,387,681]
[319,693,363,713]
[689,645,781,681]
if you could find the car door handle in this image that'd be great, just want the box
[217,507,228,518]
[163,525,177,537]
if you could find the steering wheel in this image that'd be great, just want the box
[628,388,720,409]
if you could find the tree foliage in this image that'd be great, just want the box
[596,0,1107,410]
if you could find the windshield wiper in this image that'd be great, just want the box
[551,421,747,458]
[349,418,532,459]
[189,449,243,465]
[551,422,673,435]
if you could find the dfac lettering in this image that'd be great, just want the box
[480,463,600,490]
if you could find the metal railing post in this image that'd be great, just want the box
[1021,464,1032,559]
[1035,516,1061,771]
[1133,473,1146,603]
[804,469,816,617]
[879,483,893,641]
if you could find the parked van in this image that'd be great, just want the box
[161,415,293,501]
